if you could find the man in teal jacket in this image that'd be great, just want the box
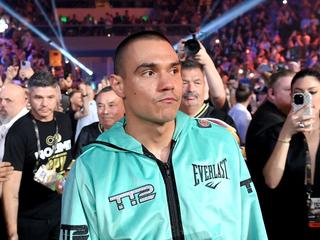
[60,31,267,240]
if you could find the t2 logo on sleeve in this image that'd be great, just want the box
[109,184,156,211]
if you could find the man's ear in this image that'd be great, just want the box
[109,74,125,98]
[267,87,275,100]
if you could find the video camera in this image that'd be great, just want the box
[184,34,200,57]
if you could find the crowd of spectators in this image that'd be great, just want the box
[206,0,320,83]
[0,0,319,94]
[1,2,320,239]
[56,0,238,36]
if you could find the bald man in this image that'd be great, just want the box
[0,83,28,239]
[0,83,28,187]
[0,83,29,161]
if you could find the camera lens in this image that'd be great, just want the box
[294,94,304,105]
[184,39,200,56]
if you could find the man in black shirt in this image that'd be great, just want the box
[245,69,295,239]
[2,71,73,240]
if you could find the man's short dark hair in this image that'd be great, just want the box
[28,71,57,89]
[95,86,113,100]
[291,69,320,88]
[69,89,82,99]
[181,60,204,72]
[267,69,295,88]
[114,31,171,76]
[235,84,252,103]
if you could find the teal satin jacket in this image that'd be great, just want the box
[60,111,267,240]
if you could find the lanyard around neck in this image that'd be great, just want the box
[32,116,59,173]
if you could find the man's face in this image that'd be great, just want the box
[268,75,293,115]
[119,38,182,125]
[0,84,27,123]
[97,91,125,130]
[180,67,205,114]
[29,86,57,121]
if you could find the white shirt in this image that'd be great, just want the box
[0,107,29,162]
[228,103,252,145]
[74,100,99,141]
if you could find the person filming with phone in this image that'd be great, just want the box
[246,69,320,240]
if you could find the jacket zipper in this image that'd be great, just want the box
[143,142,185,240]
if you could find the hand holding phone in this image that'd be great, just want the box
[292,92,312,116]
[19,60,34,80]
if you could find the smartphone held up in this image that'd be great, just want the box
[20,60,31,70]
[292,92,312,116]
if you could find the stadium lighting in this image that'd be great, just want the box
[0,1,93,76]
[33,0,67,51]
[173,0,266,49]
[0,18,8,33]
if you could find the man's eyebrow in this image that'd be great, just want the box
[134,63,156,73]
[183,77,201,81]
[134,61,181,73]
[171,61,181,67]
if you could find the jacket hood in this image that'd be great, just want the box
[85,111,191,154]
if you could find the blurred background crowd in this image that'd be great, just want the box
[0,0,319,99]
[1,1,320,239]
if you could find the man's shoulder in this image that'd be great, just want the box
[201,105,235,127]
[190,117,236,142]
[55,111,72,127]
[253,101,282,117]
[78,122,100,140]
[5,113,33,142]
[75,141,121,170]
[55,111,71,121]
[251,101,285,127]
[246,101,285,144]
[9,112,32,130]
[83,122,99,131]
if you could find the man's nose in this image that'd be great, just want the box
[41,98,49,106]
[158,72,175,91]
[103,106,110,115]
[0,99,6,107]
[186,82,195,92]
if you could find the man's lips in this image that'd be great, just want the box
[185,96,196,100]
[38,108,51,113]
[159,97,178,103]
[183,95,198,101]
